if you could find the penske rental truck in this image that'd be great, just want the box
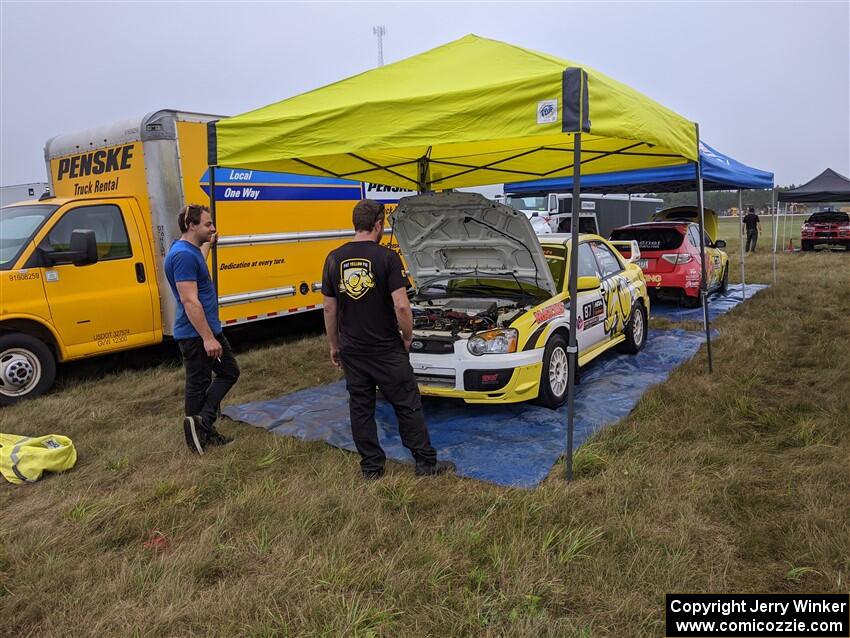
[0,109,400,405]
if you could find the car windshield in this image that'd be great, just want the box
[0,204,57,269]
[507,196,547,212]
[610,227,684,251]
[807,212,849,224]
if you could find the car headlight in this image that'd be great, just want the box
[467,329,518,355]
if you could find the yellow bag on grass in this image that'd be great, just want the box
[0,433,77,484]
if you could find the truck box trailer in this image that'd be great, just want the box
[0,109,383,404]
[505,192,665,237]
[0,183,49,207]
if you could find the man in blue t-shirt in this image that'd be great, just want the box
[164,204,240,455]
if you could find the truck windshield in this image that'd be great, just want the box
[0,204,57,269]
[507,196,547,212]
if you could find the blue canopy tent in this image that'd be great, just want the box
[505,141,774,194]
[505,140,776,296]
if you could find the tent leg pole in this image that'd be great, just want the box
[210,165,219,297]
[565,132,581,482]
[694,149,713,373]
[627,192,632,225]
[782,200,789,250]
[772,189,777,284]
[739,190,746,300]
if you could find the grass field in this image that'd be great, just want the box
[2,224,848,637]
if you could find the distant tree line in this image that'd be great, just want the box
[648,186,798,213]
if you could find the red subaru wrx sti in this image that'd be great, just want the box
[800,211,850,251]
[610,221,729,307]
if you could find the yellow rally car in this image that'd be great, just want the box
[393,192,650,408]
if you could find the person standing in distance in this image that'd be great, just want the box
[322,199,455,480]
[743,206,762,253]
[164,204,240,455]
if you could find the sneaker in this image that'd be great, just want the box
[207,430,234,446]
[362,467,385,480]
[183,416,205,455]
[415,460,456,477]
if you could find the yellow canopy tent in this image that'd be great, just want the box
[210,34,697,190]
[208,35,712,480]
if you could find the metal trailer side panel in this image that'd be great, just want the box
[0,183,50,207]
[140,135,183,337]
[557,196,665,237]
[140,110,222,337]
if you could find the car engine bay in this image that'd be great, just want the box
[410,297,528,337]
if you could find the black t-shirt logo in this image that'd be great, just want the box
[340,258,376,299]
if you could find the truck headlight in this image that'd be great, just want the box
[467,329,518,355]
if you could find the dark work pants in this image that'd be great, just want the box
[177,333,240,434]
[746,230,758,253]
[340,348,437,472]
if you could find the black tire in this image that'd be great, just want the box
[801,240,813,251]
[536,334,570,409]
[617,301,647,355]
[0,333,56,406]
[718,265,729,293]
[681,289,702,308]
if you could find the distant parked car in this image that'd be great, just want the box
[800,211,850,251]
[610,207,729,307]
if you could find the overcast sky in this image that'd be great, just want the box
[1,1,847,188]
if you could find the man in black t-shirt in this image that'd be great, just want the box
[743,207,762,253]
[322,199,455,480]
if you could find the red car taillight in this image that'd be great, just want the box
[661,253,693,265]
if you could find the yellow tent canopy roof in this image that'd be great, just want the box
[212,34,698,190]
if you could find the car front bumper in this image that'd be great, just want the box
[410,345,544,404]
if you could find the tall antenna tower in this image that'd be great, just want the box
[372,25,387,67]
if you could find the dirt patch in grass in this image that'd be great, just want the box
[2,236,848,636]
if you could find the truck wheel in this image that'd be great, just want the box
[617,301,647,354]
[801,240,813,251]
[0,333,56,406]
[719,265,729,293]
[536,334,569,409]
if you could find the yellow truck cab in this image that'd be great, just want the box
[0,110,380,404]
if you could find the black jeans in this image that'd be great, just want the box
[340,348,437,472]
[746,230,758,253]
[177,333,240,434]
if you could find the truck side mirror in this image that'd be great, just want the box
[42,229,99,266]
[714,239,727,249]
[548,193,558,213]
[69,229,98,265]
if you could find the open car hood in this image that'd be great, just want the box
[392,192,556,296]
[652,206,719,242]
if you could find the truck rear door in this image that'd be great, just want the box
[34,199,158,357]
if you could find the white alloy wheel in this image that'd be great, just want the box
[631,305,645,348]
[548,345,569,397]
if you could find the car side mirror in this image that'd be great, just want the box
[42,229,99,266]
[576,275,601,291]
[714,239,727,248]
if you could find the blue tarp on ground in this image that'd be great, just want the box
[651,283,768,322]
[223,329,708,488]
[505,141,774,195]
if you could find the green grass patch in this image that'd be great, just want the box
[2,227,849,636]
